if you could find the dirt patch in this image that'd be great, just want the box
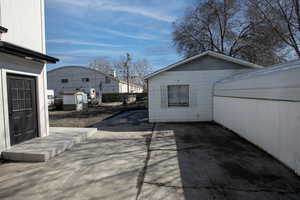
[49,101,146,127]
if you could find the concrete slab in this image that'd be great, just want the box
[0,110,300,200]
[1,127,97,162]
[145,122,300,200]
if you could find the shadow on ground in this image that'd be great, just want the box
[141,122,300,200]
[92,109,151,132]
[0,110,300,200]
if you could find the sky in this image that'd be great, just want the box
[45,0,197,71]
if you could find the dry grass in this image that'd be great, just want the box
[49,101,147,128]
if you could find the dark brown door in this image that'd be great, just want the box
[7,74,38,145]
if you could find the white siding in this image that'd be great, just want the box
[0,0,49,151]
[214,96,300,175]
[47,67,120,96]
[119,82,128,93]
[0,0,45,53]
[148,70,238,122]
[0,53,48,151]
[48,66,143,96]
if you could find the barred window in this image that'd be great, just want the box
[168,85,189,107]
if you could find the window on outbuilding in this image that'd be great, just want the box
[99,81,103,91]
[81,78,90,82]
[61,79,68,83]
[168,85,189,107]
[105,76,111,84]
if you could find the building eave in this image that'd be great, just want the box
[0,41,59,64]
[144,51,263,80]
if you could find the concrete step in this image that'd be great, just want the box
[1,127,98,162]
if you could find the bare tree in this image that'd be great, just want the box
[114,55,152,89]
[173,0,285,65]
[90,55,153,89]
[89,56,115,75]
[131,59,152,89]
[173,0,249,56]
[248,0,300,58]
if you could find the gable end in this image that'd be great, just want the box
[168,55,252,72]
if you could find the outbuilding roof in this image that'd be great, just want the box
[145,51,262,79]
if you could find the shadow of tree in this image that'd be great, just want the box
[1,110,300,200]
[141,122,300,200]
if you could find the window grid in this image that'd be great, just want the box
[168,85,189,107]
[11,79,33,112]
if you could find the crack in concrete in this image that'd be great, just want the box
[150,144,205,152]
[135,123,155,200]
[143,181,300,194]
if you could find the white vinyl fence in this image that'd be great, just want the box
[213,61,300,175]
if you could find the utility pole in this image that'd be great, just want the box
[124,53,131,93]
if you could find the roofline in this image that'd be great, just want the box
[48,66,143,87]
[144,51,263,79]
[0,41,59,63]
[216,59,300,84]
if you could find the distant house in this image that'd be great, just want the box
[145,51,261,122]
[47,66,143,97]
[0,0,58,151]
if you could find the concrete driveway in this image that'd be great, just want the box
[0,110,300,200]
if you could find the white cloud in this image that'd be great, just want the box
[102,28,163,41]
[100,4,175,23]
[47,39,121,47]
[57,49,128,56]
[49,0,176,22]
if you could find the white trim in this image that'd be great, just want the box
[145,51,262,80]
[2,69,40,150]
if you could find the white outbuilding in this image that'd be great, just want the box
[145,51,261,122]
[62,92,88,111]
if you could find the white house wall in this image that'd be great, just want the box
[47,67,120,96]
[119,82,128,93]
[0,53,48,151]
[148,70,239,122]
[0,0,45,53]
[48,67,143,96]
[119,81,143,93]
